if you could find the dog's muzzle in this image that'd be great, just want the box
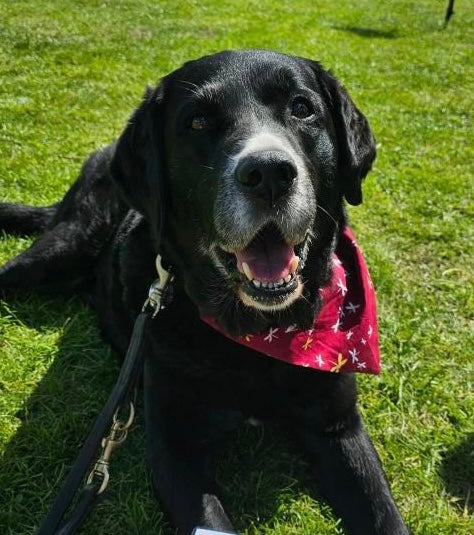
[212,133,314,311]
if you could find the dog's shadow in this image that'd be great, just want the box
[440,433,474,515]
[0,294,167,534]
[218,424,336,534]
[0,295,337,535]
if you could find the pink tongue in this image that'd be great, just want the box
[235,237,295,282]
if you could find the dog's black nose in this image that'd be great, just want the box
[236,151,297,205]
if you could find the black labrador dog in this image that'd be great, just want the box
[0,50,409,535]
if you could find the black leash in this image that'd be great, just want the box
[35,257,173,535]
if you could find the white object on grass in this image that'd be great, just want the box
[192,529,238,535]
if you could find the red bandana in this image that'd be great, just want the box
[202,227,381,375]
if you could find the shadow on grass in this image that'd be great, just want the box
[218,424,328,533]
[440,433,474,515]
[0,294,167,534]
[0,294,332,534]
[332,25,398,39]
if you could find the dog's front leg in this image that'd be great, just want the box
[293,382,409,535]
[143,358,236,535]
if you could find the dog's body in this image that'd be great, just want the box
[0,50,409,534]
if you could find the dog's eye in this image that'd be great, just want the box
[190,115,208,131]
[291,98,314,119]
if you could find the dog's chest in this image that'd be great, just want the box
[146,300,334,417]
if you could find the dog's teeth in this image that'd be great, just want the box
[278,278,284,286]
[268,282,274,289]
[261,281,268,288]
[284,274,292,283]
[252,279,261,288]
[242,262,253,281]
[290,256,300,274]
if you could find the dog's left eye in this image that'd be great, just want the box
[190,115,208,131]
[291,97,314,119]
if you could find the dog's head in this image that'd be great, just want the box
[111,50,376,335]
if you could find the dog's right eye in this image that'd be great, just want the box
[190,115,208,131]
[291,97,314,120]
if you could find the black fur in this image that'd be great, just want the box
[0,202,58,235]
[0,50,409,535]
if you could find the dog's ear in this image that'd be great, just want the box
[311,63,376,205]
[110,84,165,230]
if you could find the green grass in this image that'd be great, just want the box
[0,1,473,533]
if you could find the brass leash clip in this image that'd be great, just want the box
[87,402,135,494]
[143,254,174,317]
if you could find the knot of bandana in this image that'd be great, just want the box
[201,227,381,375]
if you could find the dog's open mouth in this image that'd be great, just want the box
[216,224,307,310]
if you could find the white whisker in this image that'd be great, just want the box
[316,204,338,227]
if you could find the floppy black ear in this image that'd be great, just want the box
[315,65,376,205]
[110,84,165,230]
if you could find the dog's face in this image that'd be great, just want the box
[111,50,376,335]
